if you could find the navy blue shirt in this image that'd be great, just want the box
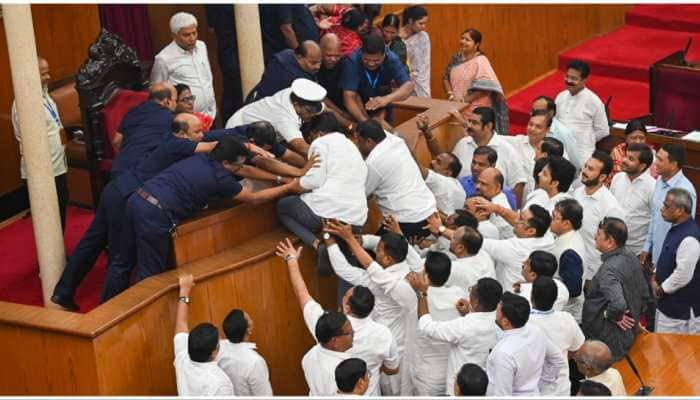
[226,124,287,159]
[340,49,410,103]
[260,5,319,62]
[318,58,346,108]
[144,153,243,223]
[255,49,316,100]
[111,100,175,178]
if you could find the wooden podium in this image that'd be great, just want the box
[649,50,700,132]
[614,333,700,396]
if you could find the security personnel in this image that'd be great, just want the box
[54,113,215,309]
[106,136,298,299]
[225,78,326,160]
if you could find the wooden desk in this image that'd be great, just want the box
[650,50,700,132]
[614,333,700,396]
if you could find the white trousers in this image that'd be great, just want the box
[656,309,700,334]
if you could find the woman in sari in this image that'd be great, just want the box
[443,29,509,134]
[607,118,657,185]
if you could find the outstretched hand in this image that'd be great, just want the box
[423,212,443,235]
[416,113,431,134]
[382,215,403,236]
[302,154,322,174]
[275,238,303,261]
[179,273,195,296]
[407,271,430,294]
[324,219,354,242]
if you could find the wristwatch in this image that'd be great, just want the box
[416,291,427,299]
[323,232,331,240]
[178,296,191,305]
[438,225,447,235]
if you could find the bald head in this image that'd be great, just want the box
[320,33,343,69]
[150,81,177,111]
[296,40,322,74]
[476,167,504,200]
[172,112,204,142]
[578,340,613,375]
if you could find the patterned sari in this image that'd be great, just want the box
[445,52,510,134]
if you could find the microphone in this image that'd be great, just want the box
[624,354,654,396]
[666,107,676,130]
[605,96,613,127]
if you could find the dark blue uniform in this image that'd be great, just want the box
[110,100,175,179]
[55,127,231,305]
[248,49,316,103]
[260,4,319,63]
[107,154,242,299]
[339,48,409,106]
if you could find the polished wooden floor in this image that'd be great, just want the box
[614,333,700,396]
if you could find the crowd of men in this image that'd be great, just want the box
[15,5,698,397]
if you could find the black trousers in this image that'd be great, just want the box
[23,173,68,233]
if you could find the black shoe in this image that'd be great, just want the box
[50,294,79,311]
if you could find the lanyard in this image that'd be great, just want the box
[44,99,60,125]
[364,69,381,89]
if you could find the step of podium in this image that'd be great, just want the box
[172,200,278,267]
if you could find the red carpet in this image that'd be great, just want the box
[508,5,700,135]
[0,207,106,313]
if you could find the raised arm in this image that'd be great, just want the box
[276,238,313,310]
[175,274,195,334]
[416,113,444,158]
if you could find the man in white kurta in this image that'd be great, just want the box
[151,12,216,119]
[418,277,502,396]
[609,143,655,256]
[555,60,609,164]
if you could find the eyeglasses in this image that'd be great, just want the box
[178,95,196,103]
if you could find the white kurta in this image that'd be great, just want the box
[555,87,609,163]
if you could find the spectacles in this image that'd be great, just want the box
[661,202,675,210]
[178,95,196,103]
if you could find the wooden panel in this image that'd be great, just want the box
[0,325,99,395]
[614,333,700,396]
[379,4,629,98]
[0,5,100,198]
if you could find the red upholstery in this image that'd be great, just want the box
[98,89,149,171]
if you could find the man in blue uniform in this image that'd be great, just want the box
[53,113,216,309]
[103,136,298,299]
[110,82,178,179]
[340,33,414,123]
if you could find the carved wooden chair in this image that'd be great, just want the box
[75,29,149,205]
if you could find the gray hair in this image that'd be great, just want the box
[579,340,613,374]
[667,188,694,214]
[170,12,198,34]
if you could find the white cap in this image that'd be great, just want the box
[291,78,326,102]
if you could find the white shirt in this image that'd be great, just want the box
[446,251,496,293]
[452,133,528,190]
[419,311,499,396]
[365,132,437,223]
[151,40,216,118]
[610,169,656,255]
[218,341,273,396]
[507,135,572,200]
[572,185,626,279]
[11,91,67,179]
[661,236,700,294]
[173,333,234,396]
[300,132,368,226]
[482,236,555,293]
[301,301,350,396]
[518,279,571,312]
[486,324,566,396]
[303,300,398,397]
[328,241,418,395]
[479,220,501,240]
[226,87,302,143]
[524,190,573,213]
[413,285,466,395]
[425,169,466,215]
[490,191,515,239]
[588,368,627,396]
[555,87,609,163]
[529,309,585,396]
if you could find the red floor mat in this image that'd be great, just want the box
[626,4,700,33]
[0,207,106,312]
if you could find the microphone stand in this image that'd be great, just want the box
[624,354,654,396]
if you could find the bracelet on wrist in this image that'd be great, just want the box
[284,254,297,262]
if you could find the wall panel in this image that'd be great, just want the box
[0,5,100,197]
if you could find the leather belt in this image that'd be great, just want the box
[136,188,162,210]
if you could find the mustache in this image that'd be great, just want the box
[565,81,575,86]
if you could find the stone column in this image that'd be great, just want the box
[234,4,265,98]
[3,4,65,308]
